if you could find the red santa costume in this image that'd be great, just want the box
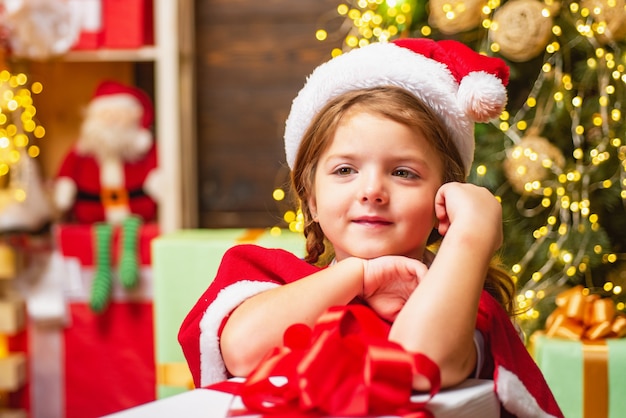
[179,39,564,417]
[55,80,158,225]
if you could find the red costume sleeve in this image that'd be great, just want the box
[178,245,319,387]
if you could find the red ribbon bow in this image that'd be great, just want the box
[208,305,441,417]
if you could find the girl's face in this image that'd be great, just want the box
[310,110,444,262]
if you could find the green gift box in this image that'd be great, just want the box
[532,333,626,418]
[151,228,305,398]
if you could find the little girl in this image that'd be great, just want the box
[179,38,563,417]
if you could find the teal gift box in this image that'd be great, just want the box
[151,228,305,399]
[532,333,626,418]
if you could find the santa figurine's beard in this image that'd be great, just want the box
[77,117,152,162]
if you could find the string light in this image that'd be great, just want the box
[314,0,417,53]
[0,70,44,208]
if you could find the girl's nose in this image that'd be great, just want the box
[360,175,388,204]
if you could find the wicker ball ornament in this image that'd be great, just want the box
[503,135,565,194]
[490,0,554,62]
[581,0,626,43]
[428,0,485,34]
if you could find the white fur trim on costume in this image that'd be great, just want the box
[88,93,143,115]
[284,42,475,174]
[198,280,280,386]
[143,168,162,203]
[495,365,558,418]
[53,176,77,212]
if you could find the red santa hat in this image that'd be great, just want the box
[91,80,154,129]
[284,38,509,175]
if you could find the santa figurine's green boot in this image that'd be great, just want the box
[119,215,142,289]
[90,222,113,313]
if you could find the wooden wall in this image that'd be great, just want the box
[195,0,340,228]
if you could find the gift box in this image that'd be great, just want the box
[102,0,154,48]
[151,228,306,399]
[0,296,26,335]
[0,242,17,279]
[531,286,626,418]
[69,0,153,50]
[23,223,160,418]
[103,379,499,418]
[0,353,27,392]
[62,302,155,417]
[69,0,104,50]
[0,328,29,415]
[532,333,626,418]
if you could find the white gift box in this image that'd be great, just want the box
[104,378,499,418]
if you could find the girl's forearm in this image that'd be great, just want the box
[220,257,364,376]
[388,227,492,389]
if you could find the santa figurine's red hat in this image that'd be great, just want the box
[90,80,154,129]
[284,38,509,175]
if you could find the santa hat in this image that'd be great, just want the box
[91,80,154,129]
[284,38,509,175]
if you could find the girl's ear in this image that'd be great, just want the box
[308,197,318,222]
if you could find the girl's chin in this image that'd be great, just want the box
[337,246,424,261]
[342,248,397,260]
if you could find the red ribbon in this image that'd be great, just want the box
[208,305,441,417]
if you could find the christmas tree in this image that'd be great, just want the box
[313,0,626,334]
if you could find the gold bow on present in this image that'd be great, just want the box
[545,285,626,341]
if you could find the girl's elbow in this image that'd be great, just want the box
[220,329,263,377]
[413,352,476,391]
[439,363,474,388]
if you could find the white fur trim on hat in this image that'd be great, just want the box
[284,39,509,176]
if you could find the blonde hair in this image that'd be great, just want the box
[290,86,515,314]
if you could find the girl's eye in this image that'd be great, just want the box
[392,169,418,179]
[335,166,355,176]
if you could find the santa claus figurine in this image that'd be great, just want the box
[54,80,160,313]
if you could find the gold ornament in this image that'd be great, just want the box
[581,0,626,43]
[503,135,565,194]
[490,0,554,62]
[428,0,485,34]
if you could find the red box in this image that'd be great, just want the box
[55,222,158,267]
[50,224,158,416]
[63,302,155,417]
[70,0,105,50]
[72,31,104,51]
[102,0,154,48]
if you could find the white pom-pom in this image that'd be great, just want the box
[457,71,508,122]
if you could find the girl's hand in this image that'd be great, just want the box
[434,182,503,254]
[361,256,428,322]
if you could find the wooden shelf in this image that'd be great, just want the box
[61,46,158,62]
[26,0,195,232]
